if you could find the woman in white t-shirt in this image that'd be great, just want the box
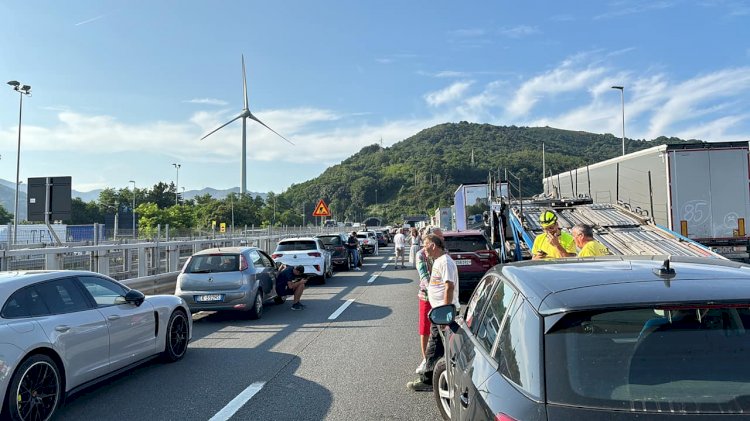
[408,228,421,266]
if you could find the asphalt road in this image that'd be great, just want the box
[54,246,443,421]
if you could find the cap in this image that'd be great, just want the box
[293,265,305,274]
[539,210,558,228]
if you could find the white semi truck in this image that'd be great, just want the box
[544,142,750,260]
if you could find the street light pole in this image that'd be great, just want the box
[129,180,136,239]
[7,81,31,246]
[172,163,181,204]
[611,86,625,156]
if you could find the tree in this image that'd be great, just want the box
[0,205,13,224]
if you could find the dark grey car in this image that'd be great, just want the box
[430,256,750,420]
[175,247,282,318]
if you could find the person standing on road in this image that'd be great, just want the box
[393,228,406,269]
[413,226,443,376]
[408,228,420,266]
[347,231,362,271]
[408,232,458,392]
[532,210,576,259]
[572,223,611,257]
[276,264,308,310]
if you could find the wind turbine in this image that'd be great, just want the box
[201,54,294,194]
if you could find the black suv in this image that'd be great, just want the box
[316,233,356,270]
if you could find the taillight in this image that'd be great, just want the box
[271,253,282,259]
[239,255,248,271]
[314,265,320,271]
[308,252,321,257]
[495,414,517,421]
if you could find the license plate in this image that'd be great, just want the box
[455,259,472,266]
[196,294,223,302]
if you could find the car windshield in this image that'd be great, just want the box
[545,305,750,413]
[185,254,239,273]
[444,235,488,252]
[318,236,342,246]
[276,241,317,251]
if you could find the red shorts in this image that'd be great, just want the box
[418,299,432,335]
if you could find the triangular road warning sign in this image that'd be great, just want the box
[312,199,331,217]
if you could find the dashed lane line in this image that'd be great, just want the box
[367,275,378,283]
[328,299,355,320]
[209,381,266,421]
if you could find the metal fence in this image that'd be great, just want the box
[0,225,351,283]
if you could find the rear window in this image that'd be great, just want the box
[185,254,239,273]
[276,241,317,251]
[444,235,489,252]
[318,236,342,246]
[545,305,750,413]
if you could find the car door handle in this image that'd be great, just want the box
[107,315,121,321]
[55,325,71,333]
[460,391,470,408]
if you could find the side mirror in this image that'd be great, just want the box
[429,304,456,325]
[124,289,145,307]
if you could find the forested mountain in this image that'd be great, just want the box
[279,122,692,223]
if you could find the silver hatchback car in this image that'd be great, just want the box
[175,247,282,318]
[0,270,191,421]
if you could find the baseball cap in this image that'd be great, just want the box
[293,265,305,273]
[539,210,558,228]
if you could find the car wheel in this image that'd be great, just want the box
[326,263,334,278]
[247,289,264,320]
[433,358,451,421]
[7,354,62,421]
[345,256,352,271]
[162,309,189,362]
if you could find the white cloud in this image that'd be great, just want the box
[499,25,539,38]
[183,98,229,106]
[424,81,474,107]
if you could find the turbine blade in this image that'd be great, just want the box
[200,114,244,140]
[248,112,295,145]
[242,54,248,110]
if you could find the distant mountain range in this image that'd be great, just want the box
[0,178,266,219]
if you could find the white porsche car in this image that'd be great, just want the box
[0,270,192,421]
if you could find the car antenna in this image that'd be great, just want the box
[654,257,676,286]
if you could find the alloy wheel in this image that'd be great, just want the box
[168,312,189,358]
[14,359,60,421]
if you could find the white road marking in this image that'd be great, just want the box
[209,381,266,421]
[381,263,388,268]
[367,275,378,284]
[328,299,355,320]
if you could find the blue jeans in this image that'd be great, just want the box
[350,249,360,267]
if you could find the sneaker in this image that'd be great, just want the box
[291,303,303,311]
[354,267,361,271]
[415,359,427,374]
[406,379,432,392]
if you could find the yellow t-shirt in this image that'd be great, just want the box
[578,240,611,257]
[532,232,576,258]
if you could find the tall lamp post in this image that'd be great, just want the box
[611,85,625,156]
[129,180,136,238]
[7,81,31,246]
[172,163,181,204]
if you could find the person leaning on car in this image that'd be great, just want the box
[532,210,576,259]
[347,232,362,271]
[276,264,307,311]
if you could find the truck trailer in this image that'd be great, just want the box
[544,142,750,260]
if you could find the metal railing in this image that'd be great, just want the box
[0,225,374,294]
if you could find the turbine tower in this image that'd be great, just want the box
[201,54,293,194]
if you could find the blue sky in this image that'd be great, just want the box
[1,1,749,195]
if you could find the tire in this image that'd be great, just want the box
[247,289,264,320]
[432,358,451,421]
[6,354,62,421]
[326,263,334,279]
[345,256,352,271]
[162,310,189,362]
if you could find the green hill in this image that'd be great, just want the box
[279,122,692,224]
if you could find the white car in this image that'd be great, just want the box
[271,237,333,283]
[356,231,379,255]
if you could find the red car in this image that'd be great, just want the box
[442,230,499,302]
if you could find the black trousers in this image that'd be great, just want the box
[420,322,444,384]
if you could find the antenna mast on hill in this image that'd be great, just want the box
[471,148,475,166]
